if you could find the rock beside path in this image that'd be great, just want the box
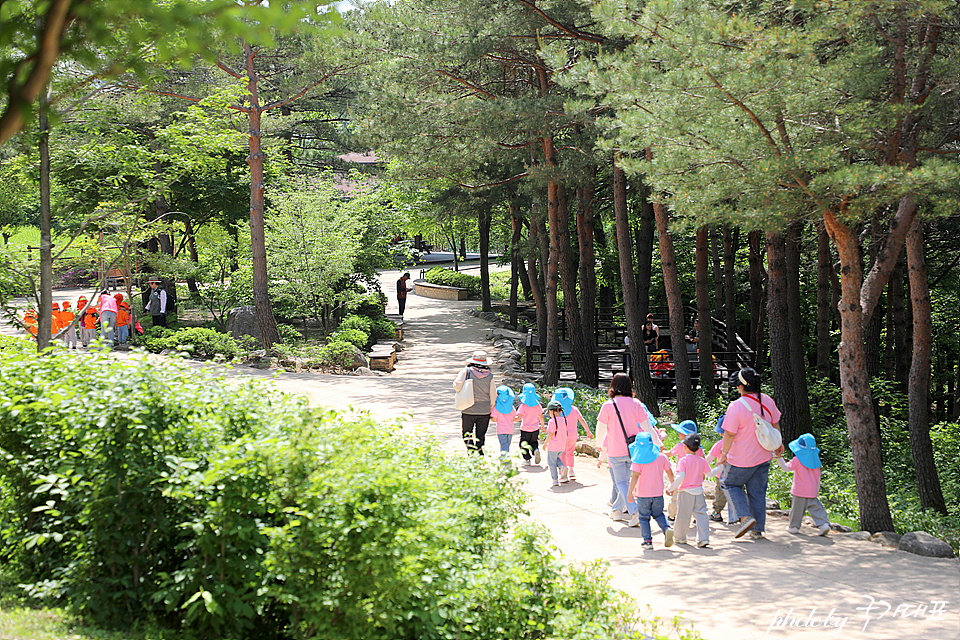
[226,306,261,346]
[836,531,872,541]
[898,531,956,558]
[870,531,902,548]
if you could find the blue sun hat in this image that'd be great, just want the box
[552,387,574,415]
[714,415,726,435]
[670,419,697,437]
[520,383,540,407]
[789,433,821,469]
[495,386,515,414]
[629,432,661,465]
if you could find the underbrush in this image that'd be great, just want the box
[0,349,686,639]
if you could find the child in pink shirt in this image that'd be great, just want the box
[666,434,713,547]
[665,420,704,520]
[777,434,831,536]
[543,400,568,487]
[491,386,519,457]
[516,383,545,464]
[627,433,675,549]
[551,388,593,482]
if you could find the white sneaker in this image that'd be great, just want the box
[748,530,763,540]
[697,540,709,548]
[534,450,541,464]
[609,510,629,522]
[628,512,640,527]
[818,523,831,536]
[664,528,674,547]
[559,468,569,483]
[786,526,801,534]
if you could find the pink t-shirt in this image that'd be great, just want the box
[667,442,706,460]
[722,393,782,467]
[598,397,656,458]
[99,295,119,315]
[491,407,518,435]
[564,407,584,438]
[708,440,723,462]
[787,457,821,499]
[545,415,568,452]
[631,453,672,498]
[676,454,711,492]
[517,403,543,431]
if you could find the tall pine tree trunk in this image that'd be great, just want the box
[823,210,894,532]
[577,177,599,382]
[695,227,716,399]
[653,196,694,419]
[557,186,595,385]
[712,229,723,317]
[905,219,946,513]
[636,183,656,321]
[37,85,52,352]
[723,225,738,365]
[766,231,800,444]
[509,204,522,328]
[785,222,812,436]
[891,255,910,389]
[816,222,833,379]
[527,211,547,352]
[614,160,658,413]
[479,203,492,313]
[748,230,767,368]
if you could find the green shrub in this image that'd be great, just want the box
[276,323,303,345]
[338,314,374,335]
[141,327,241,360]
[370,317,397,341]
[425,267,481,296]
[345,291,387,319]
[318,340,360,369]
[329,328,368,350]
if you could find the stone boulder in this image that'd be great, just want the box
[837,531,872,541]
[870,531,902,548]
[765,498,781,511]
[575,440,600,458]
[830,524,853,533]
[354,366,377,376]
[226,306,262,346]
[345,345,369,370]
[898,531,956,558]
[489,327,528,341]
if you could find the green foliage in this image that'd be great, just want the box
[140,327,241,360]
[337,314,373,335]
[328,328,369,350]
[424,267,480,296]
[345,291,387,319]
[370,317,398,341]
[318,341,360,370]
[0,351,667,638]
[276,324,303,345]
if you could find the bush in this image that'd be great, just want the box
[370,317,397,341]
[0,351,674,639]
[140,327,241,360]
[424,267,480,296]
[338,314,374,335]
[329,327,368,350]
[276,323,303,345]
[345,291,387,319]
[318,340,359,369]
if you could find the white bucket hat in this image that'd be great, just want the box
[467,350,492,366]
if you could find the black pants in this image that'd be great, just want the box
[398,297,407,316]
[518,429,540,460]
[152,313,167,328]
[461,413,490,454]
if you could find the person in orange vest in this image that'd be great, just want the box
[117,301,131,344]
[23,308,38,339]
[48,305,62,337]
[60,301,78,349]
[80,299,99,347]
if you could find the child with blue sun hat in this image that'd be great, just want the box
[491,386,519,457]
[552,388,593,482]
[516,383,545,464]
[627,432,675,550]
[664,420,704,521]
[776,433,831,536]
[705,415,736,523]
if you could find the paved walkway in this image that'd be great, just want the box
[5,275,959,639]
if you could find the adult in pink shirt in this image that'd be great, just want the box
[595,373,662,522]
[97,290,119,349]
[718,368,784,539]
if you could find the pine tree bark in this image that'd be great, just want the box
[816,222,833,379]
[37,85,52,353]
[695,227,716,399]
[614,159,658,412]
[527,210,547,353]
[785,222,812,435]
[577,177,599,382]
[540,143,561,385]
[723,225,738,366]
[823,210,894,532]
[653,197,694,419]
[748,230,766,367]
[479,202,492,313]
[635,182,656,321]
[891,255,910,389]
[712,228,723,317]
[766,231,800,444]
[905,219,947,513]
[557,185,595,385]
[509,204,522,328]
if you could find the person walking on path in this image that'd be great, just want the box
[60,301,77,349]
[453,351,495,454]
[147,278,169,328]
[706,416,736,523]
[516,383,545,464]
[491,385,518,457]
[543,399,569,487]
[552,388,593,482]
[718,367,784,540]
[396,272,411,322]
[666,433,713,547]
[596,373,663,524]
[778,433,831,536]
[627,432,675,549]
[97,290,118,349]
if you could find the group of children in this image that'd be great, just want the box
[489,384,831,552]
[21,292,135,348]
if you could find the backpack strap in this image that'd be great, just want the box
[742,393,769,419]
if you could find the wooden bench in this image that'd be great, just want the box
[413,280,469,301]
[368,346,397,372]
[105,268,130,290]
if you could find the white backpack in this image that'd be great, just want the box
[739,396,782,451]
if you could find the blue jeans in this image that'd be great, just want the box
[608,455,637,515]
[118,324,130,344]
[722,461,770,532]
[636,496,670,542]
[547,450,565,481]
[99,310,117,349]
[497,433,512,455]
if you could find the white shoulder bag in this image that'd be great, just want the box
[454,371,475,410]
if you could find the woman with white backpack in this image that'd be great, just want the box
[717,368,785,540]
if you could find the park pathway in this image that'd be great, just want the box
[5,274,958,639]
[241,268,959,640]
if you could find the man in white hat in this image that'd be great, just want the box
[147,277,168,327]
[453,351,495,454]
